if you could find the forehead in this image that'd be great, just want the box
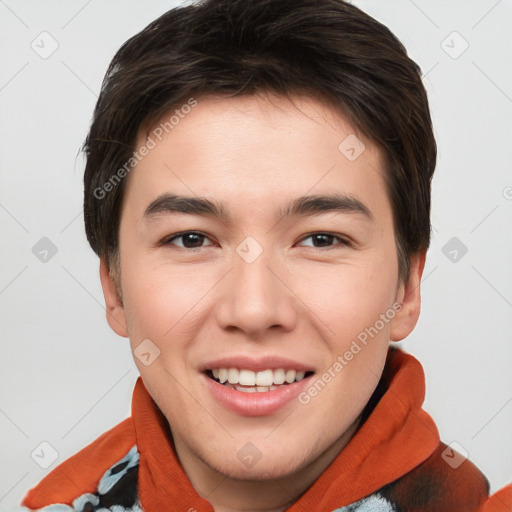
[123,93,390,223]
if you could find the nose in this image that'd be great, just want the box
[214,246,298,339]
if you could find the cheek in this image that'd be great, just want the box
[295,261,398,339]
[121,261,217,344]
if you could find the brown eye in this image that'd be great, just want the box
[164,231,213,249]
[297,233,351,249]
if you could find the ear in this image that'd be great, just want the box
[99,256,129,338]
[390,248,427,342]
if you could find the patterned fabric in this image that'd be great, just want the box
[334,494,395,511]
[17,447,142,512]
[17,445,400,512]
[16,441,498,512]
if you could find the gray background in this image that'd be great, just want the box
[1,0,511,508]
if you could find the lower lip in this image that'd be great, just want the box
[201,373,312,417]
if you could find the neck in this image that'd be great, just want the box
[172,414,363,512]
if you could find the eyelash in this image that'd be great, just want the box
[161,231,352,250]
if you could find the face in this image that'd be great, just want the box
[100,93,424,486]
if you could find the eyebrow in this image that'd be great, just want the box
[143,193,373,223]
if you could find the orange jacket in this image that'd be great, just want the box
[20,347,511,511]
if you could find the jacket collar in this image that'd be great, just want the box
[133,346,440,511]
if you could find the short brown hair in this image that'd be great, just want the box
[83,0,437,283]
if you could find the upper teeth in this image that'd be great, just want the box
[212,368,306,386]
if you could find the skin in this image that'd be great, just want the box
[99,92,425,512]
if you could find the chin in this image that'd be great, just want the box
[202,446,311,481]
[222,461,304,481]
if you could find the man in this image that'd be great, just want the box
[18,0,511,510]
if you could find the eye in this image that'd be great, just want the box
[162,231,215,249]
[296,232,352,249]
[161,231,351,250]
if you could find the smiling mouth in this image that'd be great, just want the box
[205,368,315,393]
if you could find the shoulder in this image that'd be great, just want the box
[479,484,512,512]
[380,441,491,511]
[21,418,137,511]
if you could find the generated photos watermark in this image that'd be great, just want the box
[298,302,403,405]
[93,97,198,200]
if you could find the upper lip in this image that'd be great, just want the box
[199,355,315,373]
